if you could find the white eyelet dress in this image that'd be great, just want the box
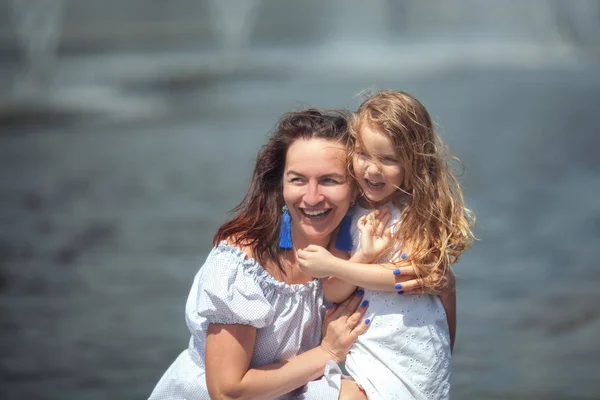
[148,242,343,399]
[344,204,452,400]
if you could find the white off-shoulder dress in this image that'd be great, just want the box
[148,242,343,400]
[344,204,452,400]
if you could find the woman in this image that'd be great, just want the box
[149,109,373,399]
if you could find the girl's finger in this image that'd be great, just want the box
[376,211,391,237]
[383,227,392,239]
[394,278,433,294]
[304,244,321,252]
[391,265,417,277]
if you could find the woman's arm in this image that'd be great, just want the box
[206,324,335,400]
[205,293,370,400]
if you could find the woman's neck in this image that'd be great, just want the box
[269,233,330,285]
[292,236,331,251]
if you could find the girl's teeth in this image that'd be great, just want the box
[367,180,384,188]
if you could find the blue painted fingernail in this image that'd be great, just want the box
[397,291,404,295]
[394,283,403,290]
[356,289,364,296]
[361,300,369,307]
[393,269,401,275]
[365,319,371,325]
[401,253,407,259]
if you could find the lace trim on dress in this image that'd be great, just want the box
[216,241,319,295]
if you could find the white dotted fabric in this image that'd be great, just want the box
[344,204,452,400]
[148,242,342,399]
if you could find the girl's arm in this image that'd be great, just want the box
[299,249,405,292]
[205,293,370,400]
[316,209,394,303]
[304,252,457,351]
[321,249,373,303]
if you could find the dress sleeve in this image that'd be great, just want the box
[290,360,343,399]
[193,245,276,328]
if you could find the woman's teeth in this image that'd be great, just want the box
[302,209,330,219]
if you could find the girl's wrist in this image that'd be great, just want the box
[352,250,372,263]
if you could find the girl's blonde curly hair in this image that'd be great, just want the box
[349,90,476,290]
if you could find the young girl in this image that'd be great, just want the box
[298,90,476,399]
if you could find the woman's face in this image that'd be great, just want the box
[283,138,355,248]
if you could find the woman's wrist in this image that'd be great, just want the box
[317,343,344,365]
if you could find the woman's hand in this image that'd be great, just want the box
[319,290,370,363]
[355,208,392,263]
[297,245,339,278]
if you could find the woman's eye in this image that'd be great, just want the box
[383,157,397,163]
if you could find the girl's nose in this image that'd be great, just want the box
[365,159,381,174]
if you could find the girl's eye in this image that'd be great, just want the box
[383,157,397,163]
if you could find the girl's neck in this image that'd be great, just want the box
[357,191,410,210]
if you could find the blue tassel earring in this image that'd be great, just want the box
[278,205,293,249]
[335,213,353,251]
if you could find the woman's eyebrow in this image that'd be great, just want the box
[321,173,346,180]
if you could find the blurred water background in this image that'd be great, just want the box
[1,1,599,399]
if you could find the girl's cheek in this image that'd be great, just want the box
[352,160,364,175]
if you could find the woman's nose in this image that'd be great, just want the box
[303,181,323,205]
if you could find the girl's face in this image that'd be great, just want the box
[283,138,355,248]
[353,124,406,208]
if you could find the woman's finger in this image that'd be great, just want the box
[322,303,338,325]
[350,315,371,338]
[330,289,364,319]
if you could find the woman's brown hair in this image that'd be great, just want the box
[214,108,350,274]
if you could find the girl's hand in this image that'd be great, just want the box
[319,289,370,363]
[391,263,456,296]
[297,245,338,278]
[356,208,392,262]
